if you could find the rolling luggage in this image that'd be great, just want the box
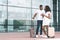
[29,27,36,38]
[47,27,55,38]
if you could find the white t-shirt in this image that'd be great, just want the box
[35,10,45,20]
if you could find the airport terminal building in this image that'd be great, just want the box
[0,0,59,32]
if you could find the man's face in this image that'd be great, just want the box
[40,7,43,10]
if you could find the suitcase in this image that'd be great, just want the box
[29,27,36,38]
[47,27,55,38]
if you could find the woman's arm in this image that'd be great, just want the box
[44,13,51,19]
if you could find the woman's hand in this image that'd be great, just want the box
[44,14,51,19]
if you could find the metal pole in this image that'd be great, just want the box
[57,0,58,31]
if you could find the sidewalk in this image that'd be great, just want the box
[0,32,59,40]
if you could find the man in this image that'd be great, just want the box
[32,5,45,37]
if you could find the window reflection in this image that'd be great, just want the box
[8,0,31,7]
[0,0,7,5]
[0,0,56,32]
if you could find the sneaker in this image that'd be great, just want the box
[40,35,44,37]
[42,35,47,38]
[36,35,38,38]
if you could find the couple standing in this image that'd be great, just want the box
[32,5,51,38]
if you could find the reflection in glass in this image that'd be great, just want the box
[8,0,31,7]
[0,0,7,5]
[8,7,26,20]
[0,6,7,32]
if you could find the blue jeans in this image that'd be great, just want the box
[36,20,43,35]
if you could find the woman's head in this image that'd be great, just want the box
[44,5,51,12]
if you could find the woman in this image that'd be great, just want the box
[41,6,51,37]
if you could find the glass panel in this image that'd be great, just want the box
[0,6,7,32]
[8,7,26,20]
[13,20,37,32]
[8,20,37,32]
[32,9,38,20]
[53,0,57,31]
[32,0,53,9]
[8,20,13,32]
[8,19,13,25]
[58,26,60,31]
[8,26,13,32]
[26,9,31,20]
[0,6,7,20]
[32,0,45,8]
[18,26,26,32]
[8,0,31,7]
[0,26,5,32]
[8,6,32,32]
[58,1,60,31]
[0,0,7,5]
[8,7,31,20]
[13,20,27,32]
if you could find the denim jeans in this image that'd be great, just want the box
[36,20,43,35]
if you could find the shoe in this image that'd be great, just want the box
[40,35,44,37]
[42,35,47,38]
[36,35,38,38]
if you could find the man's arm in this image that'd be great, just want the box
[32,13,37,19]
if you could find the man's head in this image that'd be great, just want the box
[39,5,43,10]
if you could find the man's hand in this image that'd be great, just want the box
[32,13,37,19]
[32,17,34,19]
[32,17,34,21]
[41,14,44,17]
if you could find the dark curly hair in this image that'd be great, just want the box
[45,6,51,12]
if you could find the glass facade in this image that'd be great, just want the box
[53,0,60,31]
[0,0,59,32]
